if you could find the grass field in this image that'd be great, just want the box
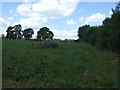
[2,39,118,88]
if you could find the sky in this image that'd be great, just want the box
[0,0,119,40]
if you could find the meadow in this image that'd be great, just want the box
[2,39,118,88]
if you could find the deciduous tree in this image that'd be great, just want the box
[23,28,34,40]
[37,27,54,40]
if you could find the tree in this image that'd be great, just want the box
[6,24,22,39]
[37,27,54,40]
[77,1,120,52]
[112,1,120,14]
[1,34,5,38]
[103,18,111,26]
[77,25,90,40]
[6,26,14,39]
[48,30,54,40]
[23,28,34,40]
[14,24,22,39]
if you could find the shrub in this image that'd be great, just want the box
[32,40,60,48]
[42,40,60,48]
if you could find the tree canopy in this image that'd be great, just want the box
[6,24,22,39]
[37,27,54,40]
[23,28,34,40]
[77,1,120,52]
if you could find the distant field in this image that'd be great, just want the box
[2,39,118,88]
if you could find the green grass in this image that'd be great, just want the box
[2,39,118,88]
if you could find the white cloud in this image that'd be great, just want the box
[8,17,14,20]
[66,19,76,25]
[32,0,78,18]
[16,3,32,17]
[15,0,79,35]
[5,0,79,39]
[51,28,78,40]
[32,26,78,40]
[79,17,84,21]
[83,13,106,25]
[0,16,78,39]
[22,0,36,3]
[9,10,18,16]
[14,0,79,39]
[14,16,47,30]
[0,17,10,35]
[77,13,106,26]
[109,11,113,15]
[30,28,78,40]
[16,0,79,18]
[1,0,120,2]
[0,17,9,27]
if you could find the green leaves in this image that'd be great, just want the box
[37,27,54,40]
[6,24,22,39]
[77,2,120,52]
[23,28,34,40]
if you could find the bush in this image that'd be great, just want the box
[32,40,60,48]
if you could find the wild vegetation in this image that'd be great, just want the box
[37,27,54,40]
[3,1,120,53]
[77,1,120,53]
[2,1,119,88]
[5,26,54,41]
[2,39,118,88]
[32,40,60,48]
[23,28,34,40]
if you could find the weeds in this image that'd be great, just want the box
[32,40,60,48]
[2,39,118,88]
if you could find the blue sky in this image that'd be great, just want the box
[0,0,119,39]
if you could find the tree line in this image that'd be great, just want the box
[5,25,54,40]
[77,1,120,52]
[2,1,120,52]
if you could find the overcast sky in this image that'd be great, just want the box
[0,0,119,39]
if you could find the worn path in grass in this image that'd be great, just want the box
[2,39,118,88]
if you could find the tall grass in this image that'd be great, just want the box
[2,39,118,88]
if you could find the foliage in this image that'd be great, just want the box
[2,1,120,88]
[78,1,120,52]
[37,27,54,40]
[112,1,120,14]
[6,24,22,39]
[77,25,90,39]
[14,24,22,39]
[1,34,5,38]
[23,28,34,40]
